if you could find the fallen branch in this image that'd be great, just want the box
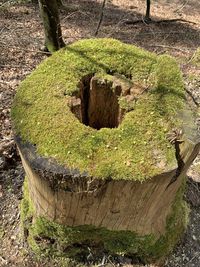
[124,18,197,25]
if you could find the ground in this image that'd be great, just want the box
[0,0,200,266]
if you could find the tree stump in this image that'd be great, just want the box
[12,39,200,264]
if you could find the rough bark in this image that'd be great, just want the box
[16,132,200,237]
[145,0,151,22]
[38,0,65,53]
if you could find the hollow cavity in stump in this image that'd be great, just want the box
[69,73,147,130]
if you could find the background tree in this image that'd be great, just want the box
[145,0,151,22]
[38,0,65,53]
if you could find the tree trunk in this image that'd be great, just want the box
[145,0,151,22]
[38,0,65,53]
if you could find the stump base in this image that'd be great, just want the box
[21,178,189,264]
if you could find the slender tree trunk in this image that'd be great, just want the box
[145,0,151,22]
[38,0,65,53]
[57,0,64,8]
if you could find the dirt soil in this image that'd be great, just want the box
[0,0,200,266]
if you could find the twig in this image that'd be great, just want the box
[62,10,82,22]
[145,44,190,53]
[124,19,145,25]
[0,256,8,265]
[135,31,185,36]
[124,18,197,25]
[0,64,28,69]
[185,88,200,107]
[185,252,200,266]
[152,29,174,53]
[187,50,197,64]
[107,258,115,267]
[0,42,51,55]
[104,11,139,38]
[174,0,189,13]
[155,18,197,25]
[0,140,15,154]
[94,0,106,36]
[0,0,10,8]
[189,180,200,193]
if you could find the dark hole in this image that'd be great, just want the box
[69,74,123,130]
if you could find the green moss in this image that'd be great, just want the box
[20,178,34,222]
[12,38,186,181]
[145,178,189,261]
[21,177,189,264]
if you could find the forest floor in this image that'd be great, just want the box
[0,0,200,266]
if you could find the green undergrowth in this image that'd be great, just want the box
[12,38,186,181]
[21,178,189,264]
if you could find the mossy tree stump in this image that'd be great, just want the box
[12,39,200,263]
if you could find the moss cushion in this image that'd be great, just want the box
[12,38,186,181]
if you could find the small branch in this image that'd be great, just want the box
[0,140,15,154]
[0,42,51,55]
[145,44,190,53]
[174,0,189,13]
[0,64,28,69]
[124,18,197,25]
[0,0,10,8]
[187,50,197,64]
[94,0,106,36]
[124,19,144,25]
[154,18,197,24]
[185,88,200,107]
[185,252,200,265]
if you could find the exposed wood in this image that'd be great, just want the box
[69,74,147,130]
[16,134,200,237]
[88,76,121,129]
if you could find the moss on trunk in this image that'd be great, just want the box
[21,177,189,264]
[38,0,65,52]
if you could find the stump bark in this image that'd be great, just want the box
[17,134,199,236]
